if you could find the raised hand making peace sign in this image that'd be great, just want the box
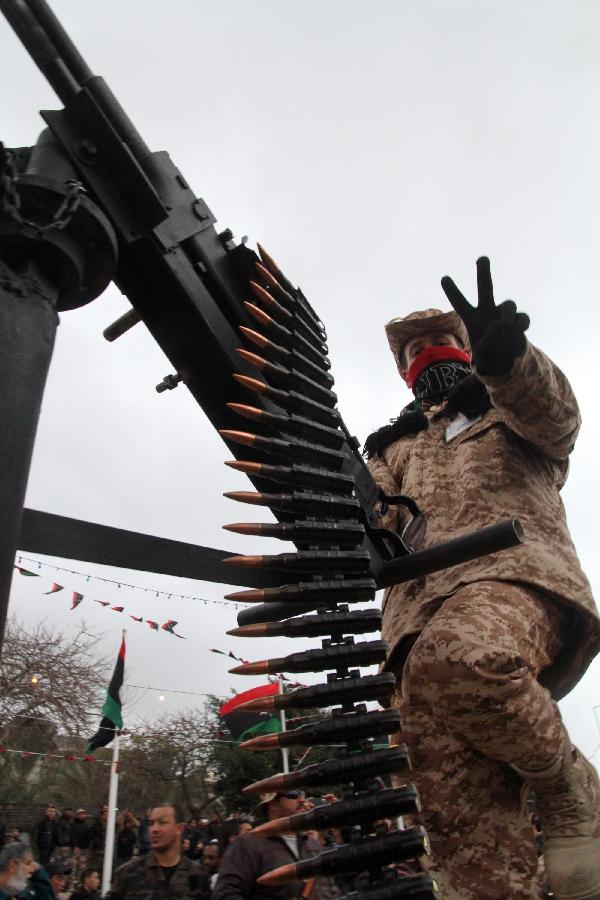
[441,256,530,376]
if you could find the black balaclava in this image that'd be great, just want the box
[406,345,471,407]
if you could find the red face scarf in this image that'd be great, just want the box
[406,345,472,405]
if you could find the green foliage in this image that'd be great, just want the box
[202,695,281,814]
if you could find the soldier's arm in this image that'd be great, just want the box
[476,341,581,461]
[367,453,410,535]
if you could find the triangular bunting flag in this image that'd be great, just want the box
[71,592,84,610]
[44,583,63,595]
[161,619,185,639]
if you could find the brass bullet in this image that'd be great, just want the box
[226,623,268,638]
[239,732,281,751]
[232,374,267,394]
[256,862,295,886]
[229,659,278,676]
[224,460,262,474]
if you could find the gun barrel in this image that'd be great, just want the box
[0,0,80,100]
[25,0,93,85]
[2,0,151,159]
[377,518,523,589]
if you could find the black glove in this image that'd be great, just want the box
[441,256,530,376]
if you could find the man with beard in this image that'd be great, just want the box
[0,843,52,900]
[364,257,600,899]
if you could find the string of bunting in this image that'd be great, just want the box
[0,745,111,765]
[14,563,185,638]
[14,555,243,610]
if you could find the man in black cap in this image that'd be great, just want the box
[212,790,335,900]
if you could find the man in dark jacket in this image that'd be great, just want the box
[71,811,91,855]
[212,791,324,900]
[35,809,58,868]
[54,810,73,853]
[107,803,209,900]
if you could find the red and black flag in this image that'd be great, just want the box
[146,620,159,631]
[71,592,84,610]
[86,635,125,753]
[219,683,280,743]
[162,619,185,638]
[44,582,63,595]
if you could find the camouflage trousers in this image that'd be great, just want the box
[392,580,569,900]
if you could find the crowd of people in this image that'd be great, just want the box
[0,793,410,900]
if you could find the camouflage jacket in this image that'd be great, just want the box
[367,341,600,700]
[108,852,210,900]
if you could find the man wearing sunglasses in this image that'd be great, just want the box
[212,791,326,899]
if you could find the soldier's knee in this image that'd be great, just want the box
[402,628,530,708]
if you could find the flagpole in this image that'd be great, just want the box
[101,730,120,895]
[101,628,126,897]
[278,675,289,774]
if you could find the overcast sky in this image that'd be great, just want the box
[3,0,600,762]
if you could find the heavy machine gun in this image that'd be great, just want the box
[0,2,523,895]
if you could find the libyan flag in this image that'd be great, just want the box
[86,636,125,753]
[219,683,280,743]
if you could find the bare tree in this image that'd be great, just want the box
[121,708,217,815]
[0,617,109,802]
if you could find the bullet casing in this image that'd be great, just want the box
[236,673,395,712]
[228,608,382,639]
[227,402,345,451]
[225,549,371,576]
[245,303,331,369]
[239,327,335,387]
[233,639,388,676]
[257,786,420,836]
[241,708,401,749]
[224,489,360,519]
[220,430,348,469]
[242,744,411,794]
[276,672,395,709]
[237,349,337,405]
[267,608,382,638]
[250,279,327,349]
[226,461,355,494]
[225,577,377,604]
[258,827,430,883]
[224,520,365,547]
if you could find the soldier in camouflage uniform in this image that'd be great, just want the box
[107,803,209,900]
[365,257,600,900]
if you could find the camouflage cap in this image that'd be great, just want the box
[385,308,469,359]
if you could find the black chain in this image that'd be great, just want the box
[0,143,85,235]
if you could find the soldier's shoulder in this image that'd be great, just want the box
[111,855,149,882]
[363,408,427,459]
